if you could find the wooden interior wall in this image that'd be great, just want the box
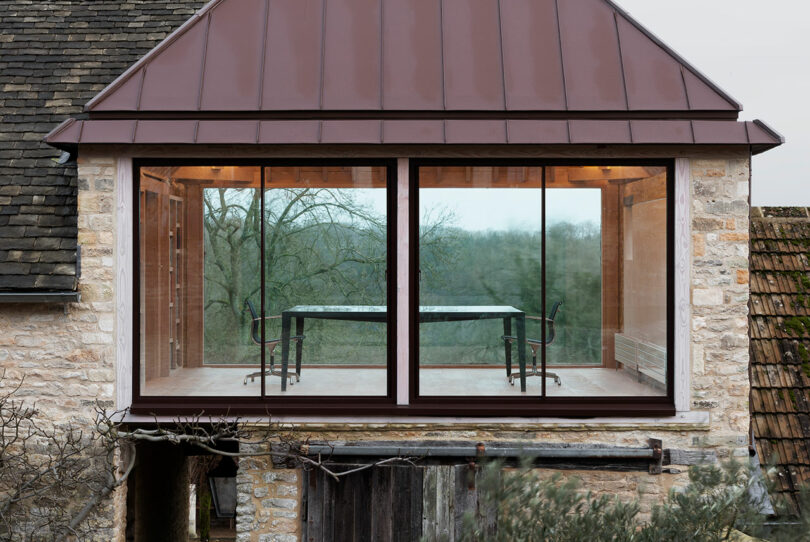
[602,185,622,369]
[183,185,204,368]
[140,172,191,383]
[620,173,668,347]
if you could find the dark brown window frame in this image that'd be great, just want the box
[131,158,399,416]
[408,159,676,417]
[130,157,676,417]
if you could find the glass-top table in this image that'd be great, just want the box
[274,305,528,393]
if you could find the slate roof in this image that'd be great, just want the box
[0,0,207,291]
[749,207,810,512]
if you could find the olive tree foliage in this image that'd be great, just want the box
[457,460,810,542]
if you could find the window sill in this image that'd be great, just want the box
[121,410,707,431]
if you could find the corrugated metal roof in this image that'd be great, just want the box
[83,0,742,114]
[45,118,783,151]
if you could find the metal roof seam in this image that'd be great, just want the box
[613,10,630,111]
[552,0,568,111]
[43,118,75,141]
[688,120,696,144]
[256,0,271,110]
[679,66,692,110]
[439,0,447,111]
[134,67,146,112]
[496,0,508,111]
[378,0,384,110]
[753,120,786,144]
[744,121,751,145]
[130,120,138,144]
[318,0,327,111]
[83,0,224,112]
[601,0,742,111]
[196,11,213,112]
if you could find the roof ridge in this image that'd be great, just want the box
[602,0,742,111]
[83,0,224,112]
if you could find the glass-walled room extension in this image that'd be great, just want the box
[135,160,672,410]
[137,163,393,399]
[414,164,670,400]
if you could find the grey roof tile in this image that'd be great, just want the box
[0,0,207,291]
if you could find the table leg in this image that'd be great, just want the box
[294,317,304,381]
[517,314,527,392]
[280,313,291,392]
[503,317,512,377]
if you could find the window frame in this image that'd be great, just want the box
[128,157,676,417]
[408,158,676,416]
[130,158,399,415]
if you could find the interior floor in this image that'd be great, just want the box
[142,366,663,397]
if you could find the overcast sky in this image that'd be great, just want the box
[614,0,810,206]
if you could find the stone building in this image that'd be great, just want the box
[0,0,786,540]
[749,207,810,514]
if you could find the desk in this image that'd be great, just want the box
[278,305,527,392]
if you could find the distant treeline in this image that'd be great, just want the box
[200,189,602,368]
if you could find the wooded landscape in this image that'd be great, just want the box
[201,187,603,369]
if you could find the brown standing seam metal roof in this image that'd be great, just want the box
[43,0,784,152]
[749,208,810,513]
[45,118,783,147]
[81,0,742,114]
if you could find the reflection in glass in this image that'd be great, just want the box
[139,166,261,397]
[261,167,389,396]
[138,165,389,398]
[418,166,543,396]
[545,166,667,397]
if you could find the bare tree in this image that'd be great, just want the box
[0,374,413,540]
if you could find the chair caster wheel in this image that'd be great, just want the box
[556,380,562,386]
[296,375,300,382]
[508,378,515,386]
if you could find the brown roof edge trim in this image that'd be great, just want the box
[602,0,742,112]
[83,0,225,112]
[43,118,76,142]
[85,110,741,121]
[752,119,786,144]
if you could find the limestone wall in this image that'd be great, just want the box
[0,156,122,540]
[0,154,751,540]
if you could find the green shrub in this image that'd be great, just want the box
[454,460,810,542]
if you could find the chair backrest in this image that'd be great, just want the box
[244,299,262,345]
[547,301,563,344]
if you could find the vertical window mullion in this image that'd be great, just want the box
[541,166,547,399]
[260,166,266,399]
[396,158,410,405]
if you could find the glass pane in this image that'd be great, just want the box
[418,166,543,396]
[262,166,389,396]
[139,166,261,397]
[545,166,667,397]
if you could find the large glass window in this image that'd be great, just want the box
[414,164,669,401]
[135,160,672,413]
[137,164,391,399]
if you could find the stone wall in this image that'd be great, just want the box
[233,156,753,541]
[0,154,751,540]
[689,158,751,451]
[236,453,302,542]
[0,156,122,540]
